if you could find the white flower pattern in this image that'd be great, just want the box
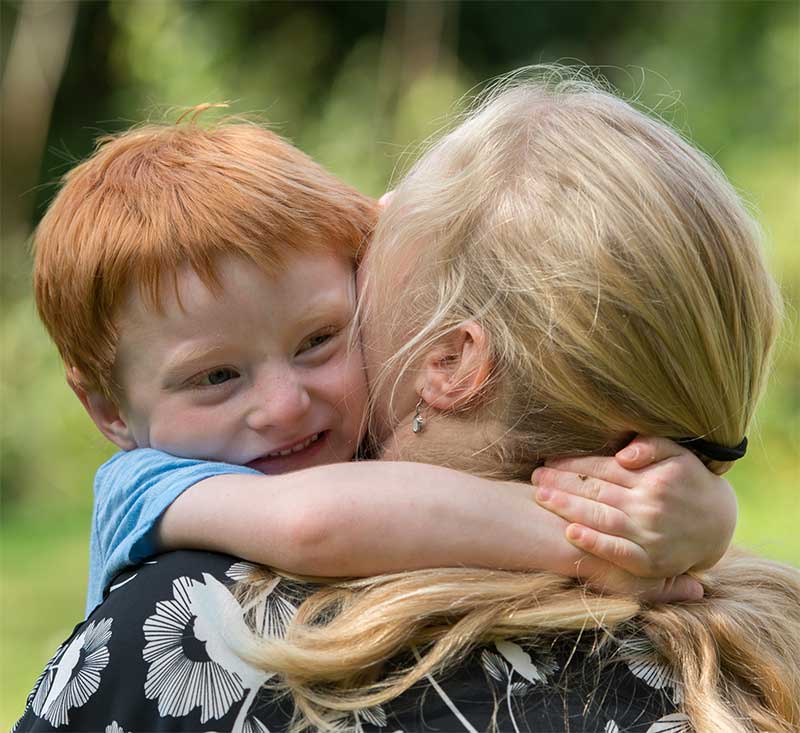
[190,572,275,732]
[142,569,280,731]
[108,574,137,593]
[16,553,687,731]
[241,716,272,733]
[481,640,559,733]
[225,561,259,582]
[226,562,297,639]
[143,575,246,722]
[31,618,112,726]
[645,712,692,732]
[352,703,387,731]
[13,639,67,729]
[618,636,683,703]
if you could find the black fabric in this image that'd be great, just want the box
[15,550,686,733]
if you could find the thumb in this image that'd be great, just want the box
[641,575,704,604]
[616,435,685,469]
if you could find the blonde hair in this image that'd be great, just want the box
[33,117,378,398]
[364,75,780,476]
[236,554,799,732]
[232,74,796,731]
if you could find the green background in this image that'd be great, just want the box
[1,1,798,726]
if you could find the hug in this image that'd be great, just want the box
[17,70,800,732]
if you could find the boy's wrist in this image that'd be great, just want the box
[504,484,584,576]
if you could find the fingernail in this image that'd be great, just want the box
[566,525,583,541]
[618,446,638,461]
[536,488,551,502]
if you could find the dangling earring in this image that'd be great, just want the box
[412,397,425,434]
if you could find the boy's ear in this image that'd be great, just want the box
[67,368,137,451]
[416,321,492,412]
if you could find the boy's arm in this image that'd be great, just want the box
[156,460,702,602]
[158,461,577,576]
[532,435,737,577]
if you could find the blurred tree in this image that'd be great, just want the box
[1,0,77,298]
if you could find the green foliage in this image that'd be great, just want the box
[1,1,797,726]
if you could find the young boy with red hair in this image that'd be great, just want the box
[33,117,732,614]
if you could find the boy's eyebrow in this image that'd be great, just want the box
[162,343,230,375]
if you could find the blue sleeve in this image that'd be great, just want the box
[86,448,260,614]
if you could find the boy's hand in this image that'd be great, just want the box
[532,436,737,578]
[575,554,704,603]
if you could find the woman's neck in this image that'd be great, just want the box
[379,411,532,481]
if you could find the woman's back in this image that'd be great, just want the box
[16,550,686,732]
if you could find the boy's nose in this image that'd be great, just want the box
[246,373,311,431]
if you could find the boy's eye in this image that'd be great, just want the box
[198,367,239,386]
[297,328,338,355]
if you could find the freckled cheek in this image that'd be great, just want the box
[147,407,234,460]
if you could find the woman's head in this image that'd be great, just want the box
[361,73,782,477]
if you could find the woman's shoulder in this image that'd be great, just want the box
[372,631,688,733]
[13,550,303,732]
[15,555,688,733]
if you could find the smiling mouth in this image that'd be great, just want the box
[266,432,322,457]
[245,431,330,474]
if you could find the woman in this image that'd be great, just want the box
[16,74,799,732]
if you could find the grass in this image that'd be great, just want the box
[1,509,90,726]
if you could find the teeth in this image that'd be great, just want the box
[267,433,321,458]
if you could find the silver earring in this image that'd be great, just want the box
[412,398,425,434]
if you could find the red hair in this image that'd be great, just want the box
[33,120,378,398]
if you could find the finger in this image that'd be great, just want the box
[564,524,653,577]
[532,467,630,511]
[639,575,704,603]
[535,489,634,539]
[615,435,687,469]
[542,455,639,489]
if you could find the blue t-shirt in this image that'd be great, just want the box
[87,448,260,614]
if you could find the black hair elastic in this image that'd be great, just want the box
[674,436,748,463]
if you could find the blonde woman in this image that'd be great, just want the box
[245,76,798,731]
[17,75,799,732]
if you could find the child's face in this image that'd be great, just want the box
[113,252,368,473]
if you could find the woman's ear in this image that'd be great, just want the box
[67,367,138,451]
[417,321,492,411]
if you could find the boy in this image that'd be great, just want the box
[33,118,734,614]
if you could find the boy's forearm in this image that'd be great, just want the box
[310,462,590,577]
[157,461,585,577]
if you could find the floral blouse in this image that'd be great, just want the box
[15,551,689,732]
